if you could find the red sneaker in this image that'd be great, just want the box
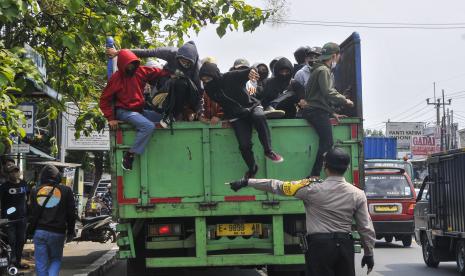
[265,151,284,163]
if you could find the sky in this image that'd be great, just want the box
[189,0,465,131]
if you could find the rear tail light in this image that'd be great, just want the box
[406,203,415,215]
[148,224,182,237]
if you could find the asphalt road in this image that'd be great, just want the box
[105,240,459,276]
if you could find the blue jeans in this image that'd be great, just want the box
[116,109,162,155]
[33,230,66,276]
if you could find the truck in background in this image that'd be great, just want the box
[111,33,364,276]
[415,149,465,275]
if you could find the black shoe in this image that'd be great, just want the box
[122,152,135,171]
[244,164,259,179]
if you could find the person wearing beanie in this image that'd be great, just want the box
[30,165,76,276]
[228,147,375,276]
[199,62,284,178]
[299,42,354,178]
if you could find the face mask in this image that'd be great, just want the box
[258,70,268,80]
[277,73,291,83]
[331,60,337,70]
[125,63,137,76]
[204,79,221,94]
[179,59,192,69]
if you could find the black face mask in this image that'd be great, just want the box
[204,79,221,95]
[125,68,136,76]
[258,70,268,81]
[277,73,291,83]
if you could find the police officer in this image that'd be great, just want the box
[229,147,375,276]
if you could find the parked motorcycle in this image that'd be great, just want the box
[74,215,116,243]
[0,208,20,275]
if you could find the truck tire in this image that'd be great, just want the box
[402,236,412,247]
[127,228,148,276]
[384,235,393,243]
[457,240,465,275]
[421,236,439,268]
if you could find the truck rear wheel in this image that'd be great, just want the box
[457,240,465,275]
[422,236,439,268]
[384,235,393,243]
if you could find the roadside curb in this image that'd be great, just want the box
[74,248,118,276]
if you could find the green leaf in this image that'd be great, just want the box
[62,34,76,52]
[18,127,26,138]
[216,25,226,37]
[67,0,83,13]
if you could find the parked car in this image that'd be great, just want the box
[364,167,416,247]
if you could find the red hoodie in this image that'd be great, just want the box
[99,49,169,120]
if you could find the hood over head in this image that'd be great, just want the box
[199,62,222,80]
[253,62,269,80]
[40,165,62,186]
[273,57,293,76]
[176,41,199,65]
[117,49,140,72]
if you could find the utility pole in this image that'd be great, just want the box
[427,89,452,151]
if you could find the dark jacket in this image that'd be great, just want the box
[256,57,293,107]
[0,180,28,219]
[199,62,259,119]
[305,62,347,114]
[131,41,202,92]
[99,50,169,120]
[31,166,76,235]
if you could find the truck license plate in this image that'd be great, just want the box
[0,257,8,267]
[374,205,399,213]
[216,223,262,236]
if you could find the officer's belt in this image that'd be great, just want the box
[307,232,352,240]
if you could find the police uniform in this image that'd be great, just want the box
[230,148,376,276]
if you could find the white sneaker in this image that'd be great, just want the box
[264,107,286,119]
[160,118,174,129]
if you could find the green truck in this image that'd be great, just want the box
[111,33,364,275]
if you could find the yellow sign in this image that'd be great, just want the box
[216,223,262,237]
[374,205,399,213]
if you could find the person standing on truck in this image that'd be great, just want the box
[293,46,311,77]
[107,41,204,128]
[100,49,170,171]
[30,165,76,276]
[228,147,376,276]
[0,164,29,269]
[299,42,354,178]
[294,46,322,87]
[199,61,284,178]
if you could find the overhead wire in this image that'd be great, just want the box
[273,20,465,30]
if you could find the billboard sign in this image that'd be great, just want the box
[410,135,441,156]
[62,102,110,150]
[386,122,424,149]
[17,104,35,136]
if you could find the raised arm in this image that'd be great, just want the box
[230,178,315,199]
[130,47,177,61]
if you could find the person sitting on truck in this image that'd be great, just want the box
[106,41,204,128]
[199,61,284,178]
[299,42,354,178]
[255,57,301,118]
[100,49,170,171]
[294,46,322,87]
[228,147,376,276]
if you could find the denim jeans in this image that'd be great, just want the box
[33,229,66,276]
[115,109,162,155]
[6,218,27,266]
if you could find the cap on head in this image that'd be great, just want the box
[233,58,250,69]
[5,164,19,173]
[324,147,350,173]
[319,42,340,61]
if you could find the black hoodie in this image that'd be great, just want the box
[256,57,293,107]
[199,62,259,119]
[31,165,76,234]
